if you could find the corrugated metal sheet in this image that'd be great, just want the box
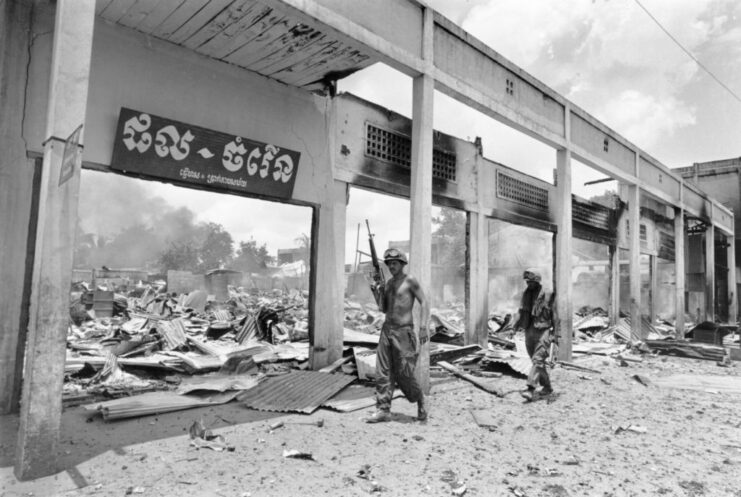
[322,384,402,412]
[237,370,355,413]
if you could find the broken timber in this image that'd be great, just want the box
[645,340,729,362]
[430,344,481,365]
[437,361,503,397]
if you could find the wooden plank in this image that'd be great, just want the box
[430,344,481,365]
[95,0,115,16]
[437,361,503,397]
[194,4,280,57]
[116,0,162,28]
[127,0,185,31]
[182,0,264,50]
[269,39,345,84]
[168,0,234,44]
[290,47,370,87]
[152,0,209,39]
[222,16,294,66]
[99,0,138,22]
[318,355,352,373]
[247,25,325,74]
[257,32,329,76]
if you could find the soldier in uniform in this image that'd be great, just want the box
[514,269,556,401]
[366,248,429,423]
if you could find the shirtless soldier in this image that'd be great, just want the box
[366,248,429,423]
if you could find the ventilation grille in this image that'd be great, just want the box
[572,197,611,231]
[497,172,549,211]
[658,231,675,261]
[365,123,456,181]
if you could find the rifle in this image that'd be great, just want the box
[365,220,385,304]
[548,333,559,368]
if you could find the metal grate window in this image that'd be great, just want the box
[572,197,611,231]
[496,172,549,211]
[365,123,456,182]
[658,231,675,260]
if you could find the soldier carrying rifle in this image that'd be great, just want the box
[364,222,429,423]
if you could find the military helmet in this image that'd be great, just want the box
[383,248,408,265]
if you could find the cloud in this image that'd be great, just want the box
[458,0,720,150]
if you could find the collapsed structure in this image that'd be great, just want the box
[0,0,737,480]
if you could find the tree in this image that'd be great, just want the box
[293,233,311,263]
[159,240,199,271]
[233,239,273,273]
[196,222,234,272]
[432,208,466,267]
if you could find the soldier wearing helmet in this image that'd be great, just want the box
[366,247,429,423]
[514,268,556,402]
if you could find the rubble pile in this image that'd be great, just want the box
[65,284,311,406]
[65,283,739,422]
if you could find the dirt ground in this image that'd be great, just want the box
[2,352,741,497]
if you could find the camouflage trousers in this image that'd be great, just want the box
[525,325,552,391]
[374,323,423,411]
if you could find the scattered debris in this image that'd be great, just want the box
[188,419,234,452]
[614,424,648,434]
[632,374,651,387]
[282,449,315,461]
[437,361,504,397]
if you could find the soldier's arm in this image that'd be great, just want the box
[408,276,429,339]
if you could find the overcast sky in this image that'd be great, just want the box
[82,0,741,265]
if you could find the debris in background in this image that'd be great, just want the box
[237,370,355,413]
[188,418,234,452]
[437,361,503,397]
[282,449,315,461]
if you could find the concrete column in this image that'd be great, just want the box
[409,6,433,394]
[728,234,737,323]
[608,244,620,326]
[465,210,489,348]
[554,147,573,361]
[0,0,35,415]
[628,185,642,339]
[15,0,95,480]
[705,222,715,322]
[674,208,686,336]
[649,255,657,324]
[310,180,346,369]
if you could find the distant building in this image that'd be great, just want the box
[675,157,741,260]
[277,247,306,265]
[675,157,741,316]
